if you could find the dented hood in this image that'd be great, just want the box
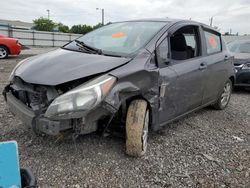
[15,48,130,85]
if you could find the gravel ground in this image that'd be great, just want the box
[0,49,250,187]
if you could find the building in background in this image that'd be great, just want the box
[0,19,33,30]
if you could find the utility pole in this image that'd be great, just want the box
[209,17,213,27]
[47,9,50,20]
[96,8,104,25]
[102,9,104,25]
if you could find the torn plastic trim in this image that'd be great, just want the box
[103,74,160,130]
[104,81,141,110]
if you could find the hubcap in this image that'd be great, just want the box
[0,47,7,58]
[142,110,149,152]
[221,82,231,107]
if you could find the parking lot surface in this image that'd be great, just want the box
[0,48,249,187]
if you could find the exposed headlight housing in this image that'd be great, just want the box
[45,75,116,119]
[242,63,250,70]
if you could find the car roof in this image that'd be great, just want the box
[118,18,218,33]
[125,18,182,22]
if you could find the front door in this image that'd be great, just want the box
[157,25,208,125]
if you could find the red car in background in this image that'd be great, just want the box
[0,35,21,59]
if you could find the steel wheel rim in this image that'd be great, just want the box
[221,82,231,107]
[142,110,149,152]
[0,47,7,58]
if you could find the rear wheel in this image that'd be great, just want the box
[212,79,232,110]
[0,46,8,59]
[126,100,149,157]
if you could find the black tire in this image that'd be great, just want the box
[126,100,149,157]
[212,79,232,110]
[0,45,9,59]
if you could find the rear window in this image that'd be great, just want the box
[204,31,222,54]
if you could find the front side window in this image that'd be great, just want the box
[170,26,200,60]
[64,21,167,57]
[204,30,222,54]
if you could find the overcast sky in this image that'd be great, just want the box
[1,0,250,34]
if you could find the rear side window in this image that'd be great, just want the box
[204,30,222,54]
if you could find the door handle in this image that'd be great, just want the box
[199,62,207,70]
[224,55,230,60]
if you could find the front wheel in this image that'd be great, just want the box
[0,46,9,59]
[212,79,232,110]
[125,100,149,157]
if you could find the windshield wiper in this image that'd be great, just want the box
[75,40,102,54]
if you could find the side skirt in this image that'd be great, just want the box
[153,100,217,131]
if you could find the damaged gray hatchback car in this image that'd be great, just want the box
[3,19,235,157]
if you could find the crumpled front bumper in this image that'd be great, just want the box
[4,92,71,135]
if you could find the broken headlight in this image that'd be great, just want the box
[45,75,116,119]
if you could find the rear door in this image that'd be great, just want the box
[156,24,208,125]
[201,28,230,104]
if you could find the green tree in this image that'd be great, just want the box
[70,24,93,34]
[92,23,103,30]
[58,22,69,33]
[33,17,56,32]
